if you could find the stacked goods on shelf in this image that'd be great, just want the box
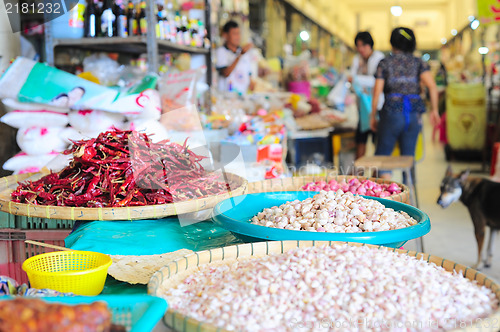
[79,0,209,48]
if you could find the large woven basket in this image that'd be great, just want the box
[0,172,247,220]
[149,241,500,332]
[247,175,410,204]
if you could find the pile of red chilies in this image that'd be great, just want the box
[11,130,229,207]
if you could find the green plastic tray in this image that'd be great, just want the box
[0,211,75,230]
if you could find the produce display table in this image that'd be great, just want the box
[65,218,246,295]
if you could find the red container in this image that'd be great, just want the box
[491,143,500,177]
[288,81,311,99]
[0,229,70,284]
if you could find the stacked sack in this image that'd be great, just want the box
[1,100,130,174]
[61,109,126,143]
[124,88,169,143]
[1,99,70,174]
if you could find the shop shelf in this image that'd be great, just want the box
[0,229,70,284]
[53,37,209,55]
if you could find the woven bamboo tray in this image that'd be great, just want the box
[148,241,500,332]
[0,172,247,220]
[247,175,410,204]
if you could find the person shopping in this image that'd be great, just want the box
[350,32,385,159]
[370,27,440,178]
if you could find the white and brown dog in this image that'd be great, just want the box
[437,166,500,269]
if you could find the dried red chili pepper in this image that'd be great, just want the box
[11,129,231,208]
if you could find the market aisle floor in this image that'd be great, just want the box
[387,114,500,282]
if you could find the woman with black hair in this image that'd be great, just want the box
[370,27,440,176]
[350,31,385,159]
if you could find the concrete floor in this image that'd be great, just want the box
[384,114,500,282]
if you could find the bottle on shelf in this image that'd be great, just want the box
[161,12,169,40]
[126,0,137,36]
[175,14,182,45]
[114,0,127,37]
[84,0,98,38]
[95,0,103,35]
[100,0,116,37]
[155,4,163,39]
[181,15,190,46]
[167,6,177,42]
[189,19,198,47]
[137,1,147,35]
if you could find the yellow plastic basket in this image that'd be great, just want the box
[22,251,112,296]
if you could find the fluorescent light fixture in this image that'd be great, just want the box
[390,5,403,17]
[478,47,489,55]
[451,29,457,36]
[441,38,447,45]
[471,20,480,30]
[299,30,310,41]
[468,16,475,22]
[422,53,431,61]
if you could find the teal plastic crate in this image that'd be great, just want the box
[2,295,167,332]
[0,212,75,230]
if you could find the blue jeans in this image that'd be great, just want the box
[375,109,422,156]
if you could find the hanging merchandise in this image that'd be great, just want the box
[114,0,128,37]
[100,0,116,37]
[127,0,137,36]
[84,0,98,38]
[477,0,499,26]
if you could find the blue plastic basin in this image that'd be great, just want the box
[212,191,430,248]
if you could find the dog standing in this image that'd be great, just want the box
[437,166,500,269]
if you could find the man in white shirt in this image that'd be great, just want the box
[216,21,254,95]
[349,31,385,159]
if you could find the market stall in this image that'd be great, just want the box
[1,0,500,331]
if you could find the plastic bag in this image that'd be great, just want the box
[352,80,371,133]
[1,110,68,129]
[126,118,169,142]
[17,126,68,155]
[65,218,244,255]
[82,54,121,86]
[159,67,205,113]
[59,127,102,144]
[68,109,125,133]
[3,151,60,173]
[327,75,348,110]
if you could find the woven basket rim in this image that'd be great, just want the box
[0,172,247,220]
[148,241,500,332]
[247,175,410,203]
